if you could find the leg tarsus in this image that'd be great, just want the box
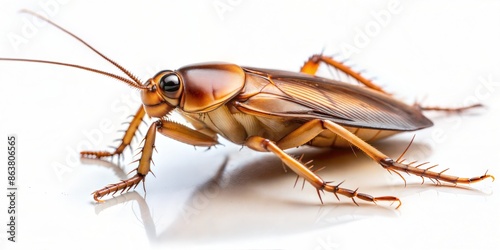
[81,150,115,159]
[416,103,483,113]
[93,173,145,202]
[372,196,402,209]
[322,182,401,208]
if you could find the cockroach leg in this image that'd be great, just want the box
[246,136,401,208]
[92,119,220,202]
[156,119,219,147]
[81,106,146,159]
[417,103,483,113]
[92,174,145,202]
[268,119,494,207]
[319,120,495,186]
[300,54,389,95]
[92,120,158,202]
[381,159,495,185]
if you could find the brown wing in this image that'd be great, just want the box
[234,67,433,131]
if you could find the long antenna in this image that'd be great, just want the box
[0,58,143,89]
[0,10,148,90]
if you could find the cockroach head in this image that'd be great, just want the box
[141,70,180,118]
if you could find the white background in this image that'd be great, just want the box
[1,0,499,249]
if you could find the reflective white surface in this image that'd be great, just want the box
[1,1,499,249]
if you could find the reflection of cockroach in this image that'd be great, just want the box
[1,11,494,208]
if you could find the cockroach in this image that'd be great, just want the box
[1,11,494,208]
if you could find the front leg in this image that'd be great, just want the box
[81,105,146,159]
[92,119,219,202]
[92,120,158,202]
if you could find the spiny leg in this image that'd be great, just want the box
[92,119,219,202]
[81,105,146,159]
[416,103,483,113]
[300,54,389,95]
[92,120,158,202]
[280,119,494,187]
[246,136,401,208]
[300,54,484,113]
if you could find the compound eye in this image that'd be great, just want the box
[159,74,180,93]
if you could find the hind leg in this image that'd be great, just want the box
[300,54,482,112]
[247,119,494,208]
